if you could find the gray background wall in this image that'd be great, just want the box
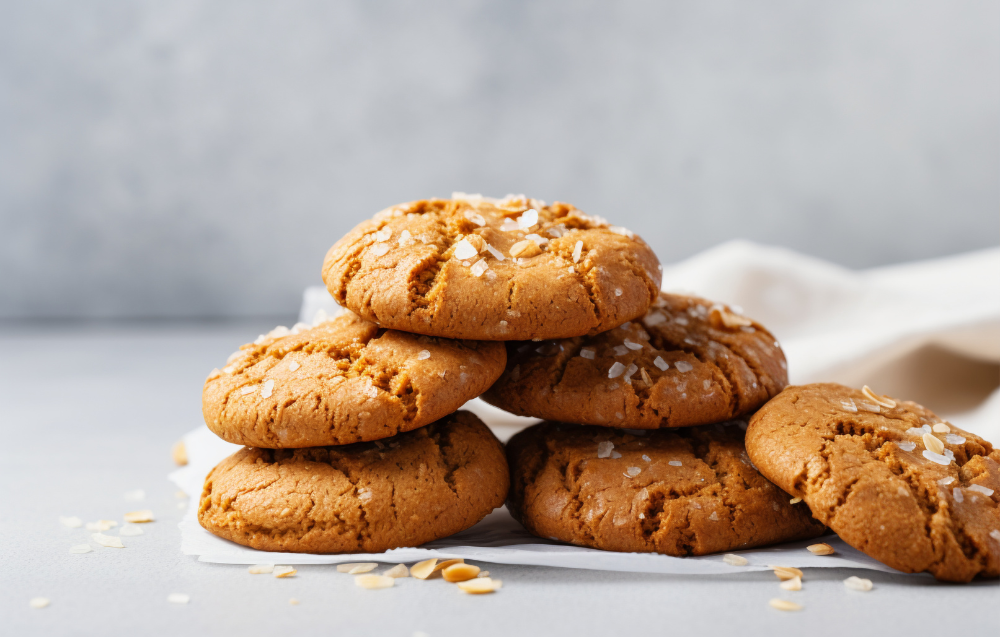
[2,0,997,320]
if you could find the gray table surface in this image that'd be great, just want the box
[2,321,996,637]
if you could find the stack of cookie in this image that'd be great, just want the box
[196,194,998,582]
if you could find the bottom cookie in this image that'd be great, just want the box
[506,421,826,555]
[198,411,509,553]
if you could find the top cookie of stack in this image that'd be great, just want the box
[322,193,662,341]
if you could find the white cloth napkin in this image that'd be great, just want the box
[171,241,999,572]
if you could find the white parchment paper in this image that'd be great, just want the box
[172,242,999,573]
[169,424,897,574]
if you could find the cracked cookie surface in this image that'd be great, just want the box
[482,293,787,428]
[322,194,662,341]
[202,312,506,448]
[198,411,509,553]
[746,383,1000,582]
[506,421,825,555]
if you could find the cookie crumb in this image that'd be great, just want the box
[370,243,390,257]
[640,367,652,386]
[384,564,409,578]
[167,593,190,604]
[375,227,393,242]
[410,559,438,580]
[922,432,945,455]
[779,576,802,591]
[806,543,835,555]
[261,379,275,398]
[770,566,803,581]
[517,209,538,230]
[92,533,124,548]
[923,450,951,466]
[722,554,748,566]
[509,239,541,258]
[464,210,486,226]
[861,385,896,409]
[471,259,489,277]
[29,597,50,609]
[124,510,154,523]
[453,238,480,260]
[484,242,505,261]
[457,578,502,594]
[709,305,753,329]
[355,574,395,589]
[644,311,666,327]
[172,441,188,465]
[769,598,802,611]
[442,563,481,582]
[274,566,297,578]
[843,576,873,591]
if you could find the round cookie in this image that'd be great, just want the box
[322,193,662,341]
[506,421,826,555]
[202,312,506,448]
[198,411,509,553]
[482,293,787,429]
[746,383,999,582]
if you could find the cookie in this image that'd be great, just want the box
[202,312,506,448]
[199,410,509,553]
[746,383,999,582]
[482,293,787,429]
[506,421,826,555]
[322,193,662,341]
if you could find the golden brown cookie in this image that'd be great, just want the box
[322,194,662,341]
[746,383,1000,582]
[199,411,509,553]
[506,421,825,555]
[482,293,787,429]
[202,312,506,448]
